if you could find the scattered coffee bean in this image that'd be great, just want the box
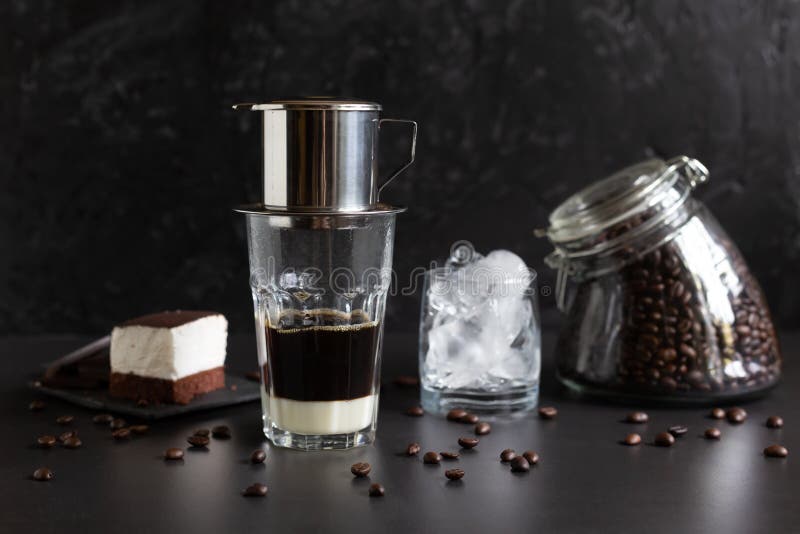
[110,418,127,430]
[29,400,46,412]
[58,430,77,443]
[186,435,209,448]
[510,456,530,473]
[405,406,424,417]
[245,371,261,382]
[165,448,184,460]
[445,468,465,480]
[522,451,540,465]
[56,415,74,425]
[766,416,784,429]
[92,414,114,425]
[136,399,149,407]
[500,449,517,462]
[704,428,721,440]
[242,483,268,497]
[423,451,442,464]
[622,433,642,446]
[230,384,238,391]
[474,422,492,435]
[460,413,479,424]
[193,428,210,437]
[62,436,82,449]
[654,432,675,447]
[538,406,558,419]
[37,435,56,448]
[350,462,371,477]
[32,467,53,481]
[441,451,460,460]
[446,409,468,422]
[368,483,385,497]
[726,407,747,424]
[763,444,788,458]
[458,437,479,449]
[668,425,688,438]
[710,408,725,420]
[393,375,420,387]
[112,428,131,440]
[405,442,421,456]
[130,424,149,435]
[211,425,231,439]
[250,450,266,464]
[625,411,648,424]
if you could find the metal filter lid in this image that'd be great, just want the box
[234,97,417,214]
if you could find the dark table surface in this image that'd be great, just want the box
[2,329,798,534]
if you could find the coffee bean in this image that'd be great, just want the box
[726,407,747,424]
[405,442,421,456]
[110,418,127,430]
[622,433,642,446]
[766,416,784,429]
[522,451,540,464]
[250,449,266,464]
[510,456,530,473]
[164,448,184,460]
[423,452,442,464]
[441,451,459,460]
[58,430,77,443]
[474,422,492,435]
[62,436,82,449]
[704,428,721,440]
[29,400,46,412]
[393,375,420,387]
[458,437,479,449]
[763,444,788,458]
[625,411,648,424]
[112,428,131,440]
[242,483,268,497]
[460,413,479,424]
[368,483,385,497]
[538,406,558,419]
[92,414,114,425]
[405,406,424,417]
[668,425,688,438]
[186,435,209,448]
[445,468,465,480]
[654,432,675,447]
[193,428,210,437]
[37,435,56,448]
[56,415,74,425]
[244,371,261,382]
[211,425,231,439]
[136,399,149,407]
[350,462,371,477]
[229,384,238,391]
[446,409,467,422]
[710,408,725,420]
[32,467,54,481]
[500,449,517,462]
[130,425,149,435]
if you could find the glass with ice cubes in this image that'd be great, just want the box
[419,242,541,414]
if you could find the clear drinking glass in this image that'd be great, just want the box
[246,211,396,450]
[419,253,541,414]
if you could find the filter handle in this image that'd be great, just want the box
[377,118,418,197]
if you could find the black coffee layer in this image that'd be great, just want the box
[265,312,379,402]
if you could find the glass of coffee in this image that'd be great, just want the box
[245,211,398,450]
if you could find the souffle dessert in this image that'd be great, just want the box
[109,311,227,404]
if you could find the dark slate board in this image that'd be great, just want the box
[31,373,261,420]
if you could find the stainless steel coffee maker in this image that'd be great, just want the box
[235,97,416,450]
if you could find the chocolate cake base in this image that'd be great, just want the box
[109,367,225,405]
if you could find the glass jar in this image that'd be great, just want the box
[540,156,781,403]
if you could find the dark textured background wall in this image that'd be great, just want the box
[3,0,800,335]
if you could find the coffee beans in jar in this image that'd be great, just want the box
[541,157,781,403]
